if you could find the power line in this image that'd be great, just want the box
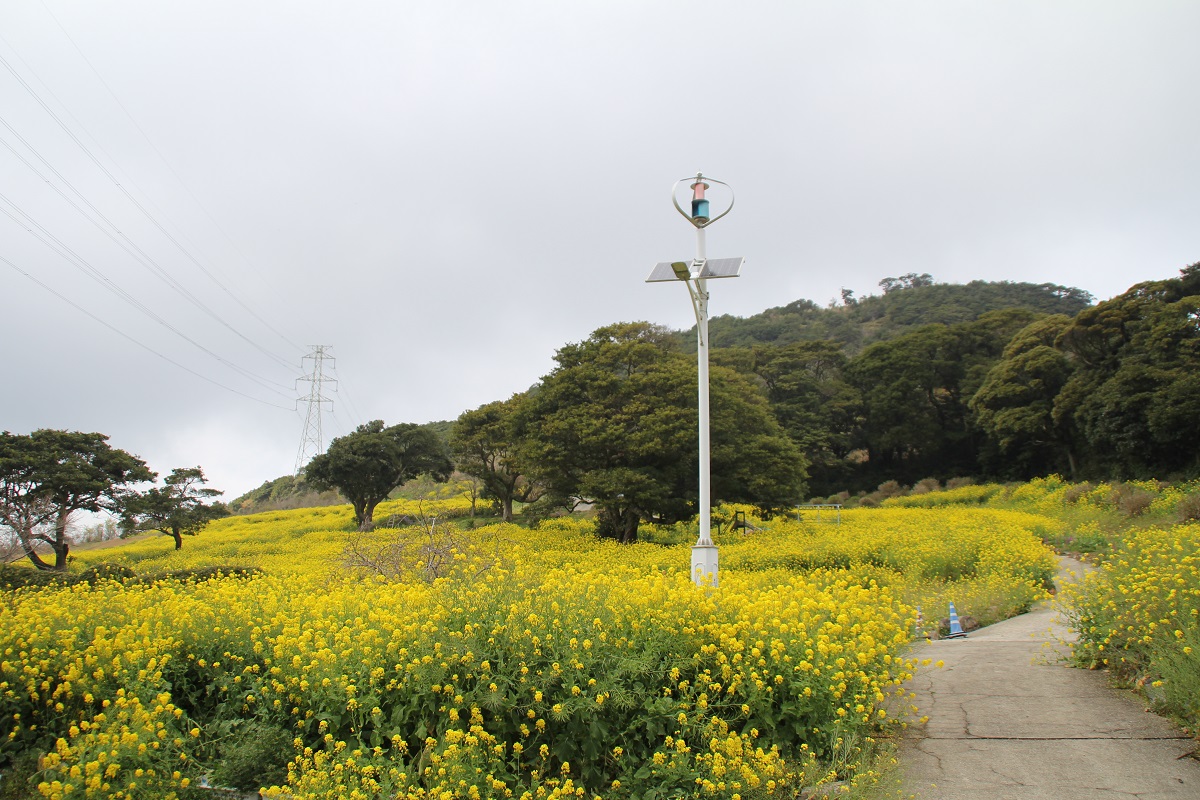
[23,9,304,355]
[0,107,294,372]
[0,47,298,371]
[295,346,338,475]
[0,200,294,399]
[0,127,297,389]
[336,374,367,428]
[1,253,293,411]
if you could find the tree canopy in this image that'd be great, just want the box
[451,396,542,522]
[690,277,1092,355]
[1051,265,1200,478]
[121,467,229,550]
[521,322,806,542]
[971,315,1078,478]
[0,430,152,570]
[305,421,453,530]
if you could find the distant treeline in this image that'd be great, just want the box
[695,266,1199,493]
[249,266,1198,525]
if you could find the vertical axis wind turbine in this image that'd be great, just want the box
[646,173,743,587]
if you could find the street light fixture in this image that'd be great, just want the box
[646,173,743,587]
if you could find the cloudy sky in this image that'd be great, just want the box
[2,1,1198,501]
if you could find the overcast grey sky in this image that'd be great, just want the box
[2,1,1198,501]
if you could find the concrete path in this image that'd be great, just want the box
[900,557,1200,799]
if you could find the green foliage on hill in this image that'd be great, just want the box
[971,264,1200,482]
[687,277,1093,354]
[250,268,1198,515]
[230,474,342,514]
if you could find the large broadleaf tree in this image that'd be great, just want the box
[0,430,152,570]
[522,322,806,542]
[304,421,453,531]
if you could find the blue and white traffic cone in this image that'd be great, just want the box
[946,601,968,639]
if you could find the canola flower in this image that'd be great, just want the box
[1063,522,1200,729]
[885,474,1200,522]
[2,496,1061,798]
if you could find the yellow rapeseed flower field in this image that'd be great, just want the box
[1,496,1060,799]
[1063,522,1200,729]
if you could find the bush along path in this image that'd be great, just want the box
[900,556,1200,800]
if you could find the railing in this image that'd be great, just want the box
[795,504,841,525]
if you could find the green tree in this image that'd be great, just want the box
[304,421,453,531]
[0,430,152,570]
[120,467,229,550]
[846,310,1038,484]
[1054,265,1200,477]
[846,324,965,480]
[970,315,1078,478]
[451,396,541,522]
[879,272,935,294]
[747,340,859,494]
[522,322,805,542]
[700,278,1090,354]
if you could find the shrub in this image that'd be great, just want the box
[1112,484,1155,517]
[154,565,263,583]
[80,562,137,585]
[208,720,294,790]
[911,478,940,495]
[0,566,73,591]
[945,477,975,490]
[1062,482,1093,504]
[1176,493,1200,524]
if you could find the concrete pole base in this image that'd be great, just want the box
[691,544,718,587]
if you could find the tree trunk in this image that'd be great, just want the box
[53,541,69,570]
[598,505,640,543]
[502,496,514,523]
[619,511,640,544]
[20,537,52,571]
[52,509,71,570]
[357,501,376,532]
[171,526,183,550]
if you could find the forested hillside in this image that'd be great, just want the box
[271,267,1197,527]
[687,274,1093,353]
[694,267,1198,494]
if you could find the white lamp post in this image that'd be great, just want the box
[646,173,743,587]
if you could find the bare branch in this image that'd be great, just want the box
[339,503,511,584]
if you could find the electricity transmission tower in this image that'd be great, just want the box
[295,345,337,475]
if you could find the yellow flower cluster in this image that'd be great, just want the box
[34,689,190,799]
[714,508,1057,629]
[3,498,1061,798]
[1149,480,1200,517]
[880,484,1005,508]
[1064,523,1200,727]
[67,496,476,575]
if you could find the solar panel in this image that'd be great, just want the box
[646,257,744,283]
[646,261,691,282]
[699,257,743,279]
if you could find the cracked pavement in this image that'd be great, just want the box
[899,556,1200,799]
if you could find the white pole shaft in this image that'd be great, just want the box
[695,225,711,548]
[697,296,711,547]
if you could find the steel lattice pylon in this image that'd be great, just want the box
[294,345,337,475]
